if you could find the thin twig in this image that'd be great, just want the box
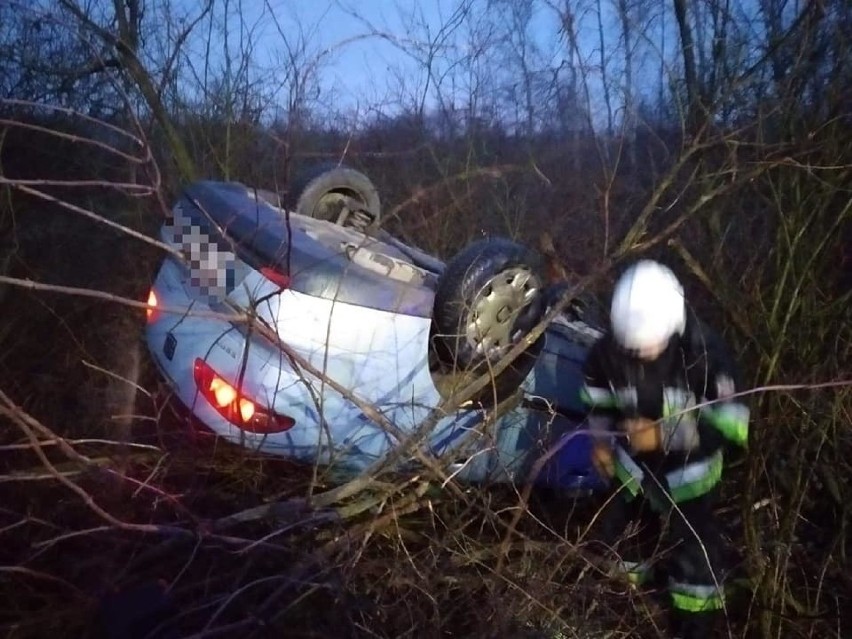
[0,566,89,598]
[6,183,181,257]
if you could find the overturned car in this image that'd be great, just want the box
[143,164,607,492]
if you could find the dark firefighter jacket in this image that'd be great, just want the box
[580,312,750,503]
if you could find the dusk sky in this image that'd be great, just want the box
[213,0,659,125]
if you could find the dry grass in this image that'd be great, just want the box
[0,112,850,639]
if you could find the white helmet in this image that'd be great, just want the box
[610,260,686,358]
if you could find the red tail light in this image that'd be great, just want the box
[193,358,295,433]
[260,267,290,289]
[146,289,158,321]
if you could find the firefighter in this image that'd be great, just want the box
[580,259,750,638]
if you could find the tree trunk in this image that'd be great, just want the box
[596,0,615,137]
[617,0,636,168]
[59,0,198,184]
[672,0,702,131]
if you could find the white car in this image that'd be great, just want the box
[144,164,606,491]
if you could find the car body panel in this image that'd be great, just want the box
[146,180,604,491]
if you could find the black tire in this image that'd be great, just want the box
[573,291,607,330]
[432,237,547,402]
[286,162,381,230]
[544,281,608,330]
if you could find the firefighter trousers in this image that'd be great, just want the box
[597,468,727,638]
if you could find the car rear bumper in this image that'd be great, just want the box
[145,260,402,470]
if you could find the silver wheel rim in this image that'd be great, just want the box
[466,266,540,357]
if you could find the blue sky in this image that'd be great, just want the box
[214,1,603,119]
[16,0,776,130]
[175,0,719,130]
[305,0,562,101]
[228,1,468,110]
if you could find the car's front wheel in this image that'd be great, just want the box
[432,237,547,404]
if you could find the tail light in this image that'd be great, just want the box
[146,289,158,321]
[193,358,295,433]
[260,267,290,289]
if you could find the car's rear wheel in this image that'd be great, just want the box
[287,163,381,231]
[432,237,547,404]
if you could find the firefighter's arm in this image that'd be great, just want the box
[698,332,750,449]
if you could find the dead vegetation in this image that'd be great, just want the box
[0,114,848,639]
[1,1,851,637]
